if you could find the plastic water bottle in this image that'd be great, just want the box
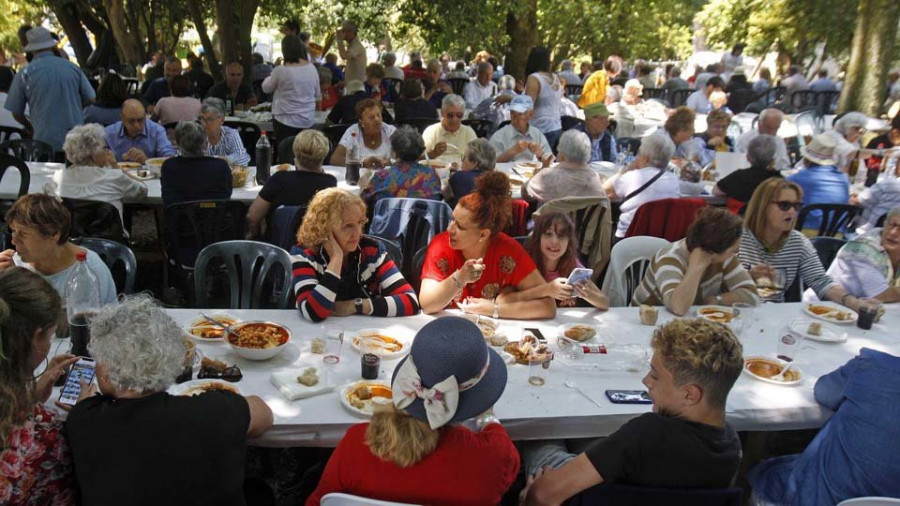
[66,251,100,357]
[346,131,361,185]
[255,132,271,185]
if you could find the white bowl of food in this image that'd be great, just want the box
[225,321,291,360]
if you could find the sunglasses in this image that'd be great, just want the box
[771,201,804,211]
[198,365,243,382]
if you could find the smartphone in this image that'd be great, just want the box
[523,328,547,344]
[566,268,594,286]
[605,389,653,404]
[58,357,96,406]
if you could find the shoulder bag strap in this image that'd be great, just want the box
[621,168,667,204]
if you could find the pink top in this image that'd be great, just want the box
[153,96,202,125]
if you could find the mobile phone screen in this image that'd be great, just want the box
[605,389,652,404]
[566,268,594,286]
[523,328,547,343]
[58,358,96,406]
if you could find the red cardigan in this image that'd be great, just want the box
[306,423,520,506]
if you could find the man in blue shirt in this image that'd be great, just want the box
[748,348,900,505]
[574,102,617,163]
[787,133,850,231]
[809,69,838,92]
[4,27,95,152]
[105,99,177,163]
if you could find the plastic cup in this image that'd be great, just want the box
[857,298,882,330]
[323,326,344,365]
[527,355,552,386]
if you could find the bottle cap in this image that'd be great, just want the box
[75,251,87,261]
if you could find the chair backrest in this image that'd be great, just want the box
[61,198,128,245]
[625,198,707,241]
[462,119,493,139]
[385,78,403,102]
[194,240,293,309]
[795,204,860,237]
[616,137,642,155]
[318,123,353,164]
[447,78,470,96]
[513,235,530,248]
[223,120,262,165]
[364,234,403,268]
[837,498,900,506]
[769,85,786,105]
[791,89,817,113]
[534,196,613,276]
[277,135,297,164]
[670,89,691,108]
[398,117,439,134]
[642,87,668,101]
[726,120,744,142]
[816,90,841,115]
[564,483,742,506]
[321,492,419,506]
[565,83,583,98]
[810,236,846,270]
[601,236,671,307]
[727,88,756,114]
[561,115,585,132]
[0,126,25,144]
[0,154,30,199]
[269,204,307,251]
[407,245,429,294]
[164,200,247,271]
[875,212,888,228]
[74,237,137,295]
[369,197,453,245]
[0,139,55,162]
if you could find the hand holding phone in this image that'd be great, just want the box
[566,268,594,286]
[605,389,652,404]
[58,357,96,406]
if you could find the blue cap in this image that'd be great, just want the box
[509,94,534,113]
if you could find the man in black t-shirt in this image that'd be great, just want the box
[207,61,258,111]
[522,318,744,505]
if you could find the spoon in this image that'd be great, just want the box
[564,380,605,409]
[198,313,238,338]
[771,362,795,382]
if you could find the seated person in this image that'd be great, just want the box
[326,80,368,125]
[686,76,725,114]
[200,98,251,166]
[160,121,232,208]
[105,99,177,163]
[861,112,900,183]
[521,212,609,309]
[306,317,518,505]
[739,178,858,309]
[206,61,258,110]
[422,94,476,165]
[713,134,783,207]
[524,130,605,205]
[418,172,556,319]
[602,134,681,238]
[489,95,553,166]
[463,61,497,109]
[330,98,397,168]
[445,138,496,207]
[786,134,850,231]
[709,90,731,114]
[363,62,389,102]
[317,67,339,111]
[83,73,127,126]
[143,56,183,110]
[0,194,116,304]
[394,78,439,123]
[735,108,791,170]
[0,268,80,504]
[291,188,420,322]
[49,123,148,222]
[632,207,759,315]
[361,126,442,208]
[247,129,337,238]
[823,207,900,302]
[522,318,744,504]
[151,74,202,125]
[821,112,868,173]
[573,102,617,163]
[852,120,900,234]
[747,348,900,505]
[688,109,733,167]
[662,106,696,159]
[64,296,273,505]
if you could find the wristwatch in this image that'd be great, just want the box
[355,298,364,315]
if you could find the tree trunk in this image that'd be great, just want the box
[839,0,900,115]
[102,0,140,65]
[187,0,221,80]
[46,0,94,67]
[504,0,538,81]
[215,0,260,85]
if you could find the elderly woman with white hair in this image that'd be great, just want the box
[199,98,251,166]
[48,123,148,223]
[445,138,497,206]
[160,121,232,208]
[523,130,605,205]
[361,125,441,208]
[423,94,477,164]
[823,111,869,173]
[64,295,274,504]
[381,51,404,80]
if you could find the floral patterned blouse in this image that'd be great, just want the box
[362,161,442,208]
[0,404,74,505]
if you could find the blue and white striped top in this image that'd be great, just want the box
[204,125,251,166]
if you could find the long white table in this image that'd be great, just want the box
[43,303,897,447]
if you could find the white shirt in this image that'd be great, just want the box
[685,90,711,113]
[463,79,497,109]
[384,66,405,80]
[530,73,562,133]
[735,130,792,170]
[342,38,367,83]
[45,165,148,221]
[338,123,397,160]
[17,248,118,305]
[612,167,681,237]
[855,179,900,236]
[0,92,24,129]
[261,63,321,128]
[489,124,552,162]
[422,123,477,164]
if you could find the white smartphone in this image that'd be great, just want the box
[566,268,594,286]
[58,357,96,406]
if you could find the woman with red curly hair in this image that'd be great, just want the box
[419,172,556,319]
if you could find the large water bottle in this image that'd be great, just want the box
[66,251,100,357]
[255,131,272,185]
[346,131,361,185]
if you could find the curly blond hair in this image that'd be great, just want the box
[365,404,440,467]
[296,188,367,249]
[650,318,743,408]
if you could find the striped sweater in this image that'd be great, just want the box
[738,229,836,300]
[632,240,759,308]
[291,237,420,322]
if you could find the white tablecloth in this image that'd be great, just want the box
[46,302,899,447]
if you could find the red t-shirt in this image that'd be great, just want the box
[423,231,538,303]
[306,423,519,506]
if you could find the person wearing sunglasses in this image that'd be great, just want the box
[739,178,858,309]
[422,93,477,165]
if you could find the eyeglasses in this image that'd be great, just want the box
[445,113,464,119]
[771,201,804,211]
[197,365,243,382]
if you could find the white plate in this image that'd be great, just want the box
[556,323,606,343]
[350,329,409,360]
[743,356,803,386]
[788,319,847,343]
[124,168,156,181]
[185,313,240,342]
[168,379,242,396]
[145,157,170,167]
[695,305,736,324]
[340,380,393,417]
[803,302,858,324]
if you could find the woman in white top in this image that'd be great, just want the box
[261,34,321,141]
[331,98,397,168]
[524,46,563,149]
[48,123,147,224]
[822,112,868,173]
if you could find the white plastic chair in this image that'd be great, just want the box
[601,236,671,307]
[320,493,420,506]
[837,498,900,506]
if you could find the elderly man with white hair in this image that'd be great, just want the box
[422,94,477,164]
[823,111,868,173]
[603,133,682,237]
[735,108,792,169]
[558,59,581,86]
[381,51,404,80]
[522,130,604,205]
[463,61,498,109]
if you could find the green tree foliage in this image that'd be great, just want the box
[0,0,46,52]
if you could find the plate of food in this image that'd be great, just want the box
[169,379,242,396]
[462,315,508,346]
[125,167,156,180]
[803,302,858,324]
[144,157,170,167]
[273,163,293,172]
[226,321,291,360]
[556,323,603,343]
[504,334,552,365]
[696,305,736,324]
[350,329,408,359]
[118,161,142,169]
[756,277,783,299]
[743,356,802,386]
[788,319,847,343]
[186,313,240,342]
[341,380,393,417]
[270,365,334,401]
